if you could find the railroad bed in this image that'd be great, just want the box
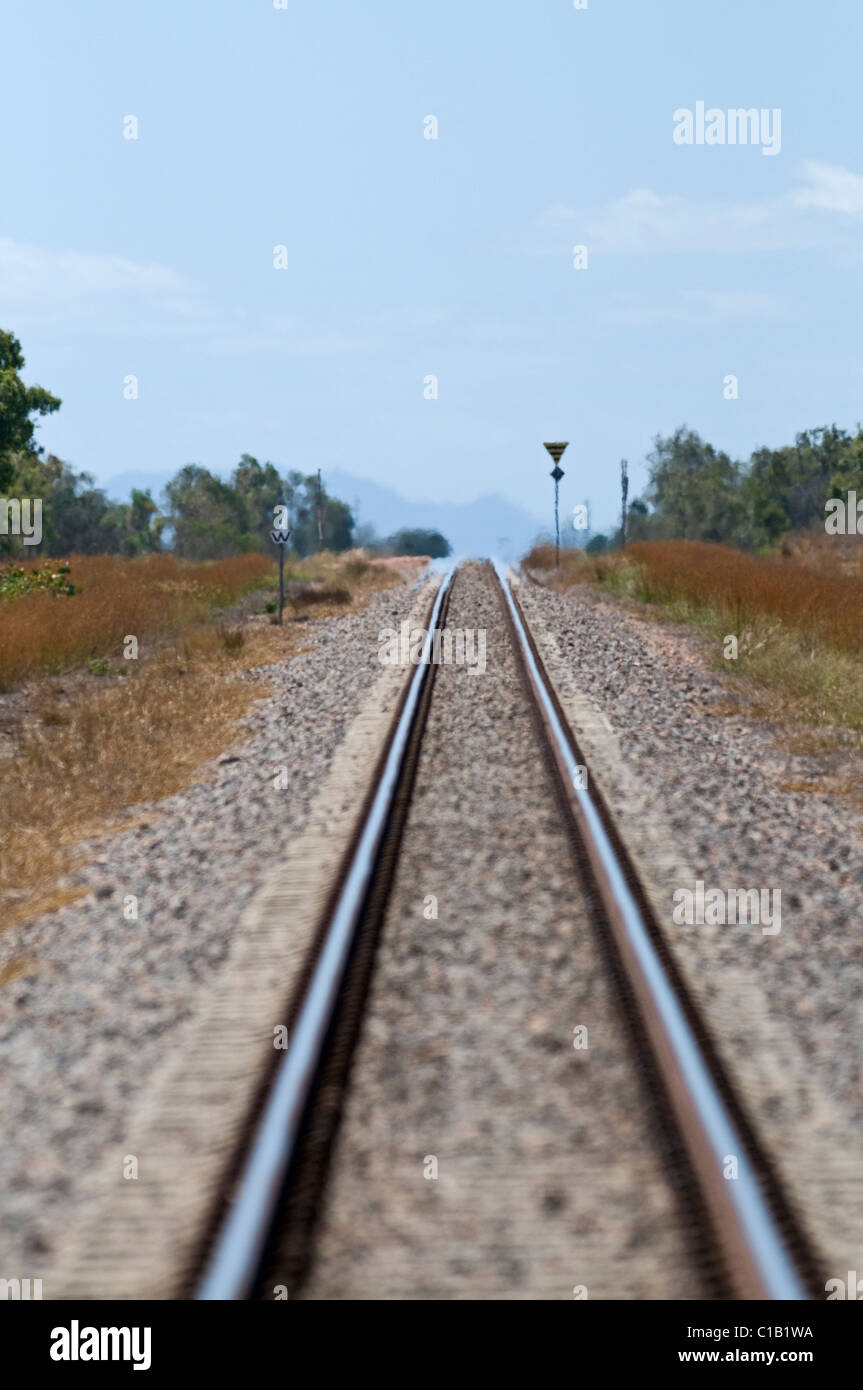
[195,562,813,1301]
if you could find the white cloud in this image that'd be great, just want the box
[0,237,190,309]
[790,159,863,215]
[537,161,863,256]
[0,238,450,354]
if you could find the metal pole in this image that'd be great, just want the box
[278,545,284,626]
[544,445,568,569]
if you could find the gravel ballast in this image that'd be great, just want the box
[0,577,433,1279]
[5,559,857,1298]
[299,564,709,1301]
[517,576,863,1286]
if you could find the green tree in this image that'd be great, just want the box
[1,452,140,556]
[743,425,863,545]
[585,533,609,554]
[385,527,451,558]
[286,471,354,556]
[110,488,165,554]
[0,330,61,491]
[628,422,863,550]
[163,464,250,559]
[644,427,746,544]
[624,497,653,543]
[231,454,289,550]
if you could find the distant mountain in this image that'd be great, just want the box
[101,466,548,560]
[325,468,547,560]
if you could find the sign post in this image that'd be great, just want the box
[270,526,292,625]
[544,442,568,568]
[315,469,324,549]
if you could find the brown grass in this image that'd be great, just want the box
[524,543,603,589]
[0,957,37,988]
[623,541,863,656]
[524,539,863,745]
[0,629,276,931]
[0,552,274,690]
[292,584,352,608]
[0,550,406,934]
[526,539,863,655]
[780,527,863,581]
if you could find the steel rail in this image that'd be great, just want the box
[492,559,808,1301]
[196,566,455,1300]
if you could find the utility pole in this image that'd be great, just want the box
[620,459,629,547]
[544,442,568,568]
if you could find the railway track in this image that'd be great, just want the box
[196,560,816,1301]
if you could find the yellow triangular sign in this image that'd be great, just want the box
[544,442,568,463]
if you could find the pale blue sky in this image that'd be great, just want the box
[2,0,862,532]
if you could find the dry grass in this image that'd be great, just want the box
[524,539,863,744]
[0,550,406,933]
[526,537,863,653]
[292,584,352,608]
[0,630,274,931]
[780,527,863,581]
[284,549,405,596]
[0,957,37,988]
[524,543,603,591]
[276,552,405,622]
[0,547,403,691]
[621,540,863,657]
[0,552,275,691]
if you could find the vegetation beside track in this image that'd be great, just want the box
[525,537,863,747]
[0,550,406,933]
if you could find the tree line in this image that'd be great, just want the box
[588,423,863,553]
[15,323,854,562]
[0,330,450,560]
